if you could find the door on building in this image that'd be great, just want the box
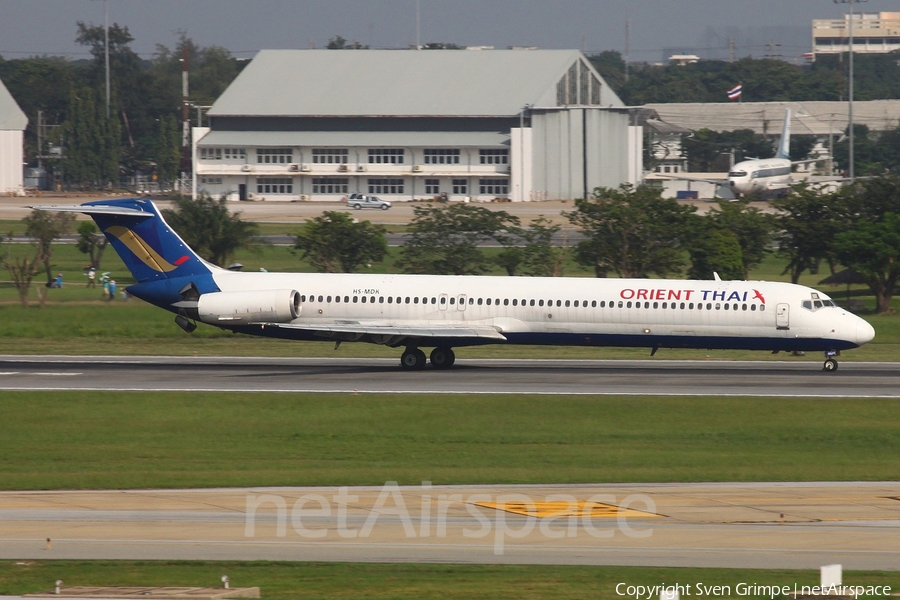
[775,303,790,330]
[239,184,247,201]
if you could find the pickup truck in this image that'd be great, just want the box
[347,193,391,210]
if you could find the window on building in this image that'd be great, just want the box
[452,179,468,194]
[257,148,293,164]
[200,176,223,185]
[312,178,349,194]
[368,178,404,194]
[425,179,440,194]
[479,149,508,165]
[312,149,349,164]
[224,148,246,160]
[256,177,294,194]
[479,178,509,195]
[424,149,460,164]
[200,147,222,160]
[368,149,405,164]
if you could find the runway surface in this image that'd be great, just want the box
[0,356,898,397]
[2,483,899,569]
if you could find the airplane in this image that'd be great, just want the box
[654,108,816,199]
[38,198,875,372]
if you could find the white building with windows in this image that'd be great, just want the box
[195,49,639,203]
[813,12,900,56]
[0,77,27,196]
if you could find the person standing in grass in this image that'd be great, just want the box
[87,267,96,288]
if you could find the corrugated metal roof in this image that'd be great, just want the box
[645,101,900,136]
[208,49,623,118]
[0,78,27,130]
[198,130,509,147]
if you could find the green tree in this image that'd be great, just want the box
[566,184,695,278]
[520,217,567,277]
[0,235,46,307]
[294,211,387,273]
[687,225,745,281]
[23,209,75,286]
[706,200,773,280]
[162,195,259,266]
[75,221,108,269]
[154,114,181,182]
[771,183,843,283]
[398,203,520,275]
[326,35,368,49]
[833,213,900,313]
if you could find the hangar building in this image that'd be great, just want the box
[0,77,27,196]
[194,49,641,202]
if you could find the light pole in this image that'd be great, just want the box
[834,0,867,181]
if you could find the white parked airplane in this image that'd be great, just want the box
[40,198,874,372]
[657,108,808,198]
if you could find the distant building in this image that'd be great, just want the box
[813,12,900,56]
[195,49,641,203]
[669,54,700,66]
[0,77,27,196]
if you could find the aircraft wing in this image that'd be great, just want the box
[651,173,727,185]
[255,321,508,344]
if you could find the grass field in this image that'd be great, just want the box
[2,392,898,490]
[0,561,896,600]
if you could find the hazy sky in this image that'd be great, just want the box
[2,0,898,64]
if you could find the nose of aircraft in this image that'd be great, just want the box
[856,318,875,346]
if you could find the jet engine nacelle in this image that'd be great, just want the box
[197,289,301,324]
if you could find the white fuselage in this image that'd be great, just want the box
[205,270,874,351]
[728,157,792,195]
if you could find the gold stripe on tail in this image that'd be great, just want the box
[105,225,178,273]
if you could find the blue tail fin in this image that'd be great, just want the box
[79,198,213,284]
[774,108,791,160]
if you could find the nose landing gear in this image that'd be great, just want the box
[823,350,838,372]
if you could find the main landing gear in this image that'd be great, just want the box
[823,350,838,372]
[400,346,456,370]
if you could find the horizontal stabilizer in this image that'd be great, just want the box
[29,205,154,218]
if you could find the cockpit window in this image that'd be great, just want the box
[728,170,747,178]
[803,297,837,311]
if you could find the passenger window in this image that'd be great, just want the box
[654,302,659,309]
[760,305,766,311]
[413,297,418,304]
[707,303,712,310]
[626,301,632,308]
[439,296,445,304]
[327,296,332,303]
[388,297,393,304]
[469,297,474,305]
[486,298,492,306]
[449,297,455,305]
[573,300,579,308]
[618,301,623,308]
[751,304,757,311]
[556,300,562,307]
[742,304,747,311]
[371,296,376,303]
[530,300,535,306]
[512,299,518,306]
[318,295,323,302]
[504,299,509,306]
[680,302,685,309]
[715,303,721,310]
[539,300,544,307]
[335,296,341,303]
[565,300,570,307]
[478,298,483,306]
[361,296,367,303]
[344,296,350,303]
[379,297,384,303]
[724,304,729,310]
[405,297,411,304]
